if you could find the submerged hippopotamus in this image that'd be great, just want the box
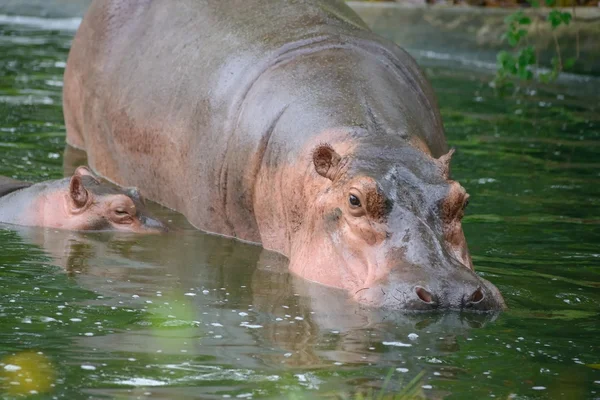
[63,0,505,310]
[0,167,166,233]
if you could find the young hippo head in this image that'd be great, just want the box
[290,138,505,312]
[48,166,167,233]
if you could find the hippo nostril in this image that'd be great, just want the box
[469,287,485,304]
[415,286,434,304]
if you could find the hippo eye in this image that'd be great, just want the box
[114,207,134,221]
[349,194,361,208]
[114,208,134,225]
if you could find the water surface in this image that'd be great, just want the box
[0,15,599,399]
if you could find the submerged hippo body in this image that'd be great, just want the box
[0,167,166,233]
[64,0,505,310]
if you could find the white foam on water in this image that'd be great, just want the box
[413,49,600,84]
[114,378,167,387]
[0,14,81,31]
[0,95,54,105]
[382,341,412,347]
[240,322,263,329]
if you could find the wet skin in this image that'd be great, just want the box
[0,166,166,233]
[63,0,505,310]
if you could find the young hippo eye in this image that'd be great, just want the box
[113,207,134,224]
[349,194,361,208]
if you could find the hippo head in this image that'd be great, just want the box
[61,166,167,233]
[289,137,505,312]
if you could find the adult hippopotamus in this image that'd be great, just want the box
[0,166,166,232]
[63,0,505,310]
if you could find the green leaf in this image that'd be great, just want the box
[561,11,572,25]
[545,0,556,6]
[497,50,510,62]
[519,68,534,80]
[506,10,530,26]
[548,10,563,29]
[497,51,517,74]
[518,46,536,66]
[564,57,576,69]
[528,0,540,7]
[517,50,534,80]
[506,29,527,47]
[518,15,532,25]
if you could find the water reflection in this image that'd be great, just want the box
[9,211,500,377]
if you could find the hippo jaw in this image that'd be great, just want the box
[288,142,505,312]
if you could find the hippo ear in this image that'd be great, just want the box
[74,165,100,184]
[438,148,455,180]
[69,175,89,209]
[74,166,94,177]
[313,144,341,180]
[126,187,144,205]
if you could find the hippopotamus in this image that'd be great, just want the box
[63,0,505,310]
[0,166,166,233]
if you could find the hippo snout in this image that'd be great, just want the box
[354,270,506,312]
[411,282,505,311]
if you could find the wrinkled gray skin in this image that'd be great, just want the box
[63,0,505,311]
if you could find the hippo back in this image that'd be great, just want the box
[64,0,445,242]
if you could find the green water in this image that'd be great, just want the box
[0,15,599,400]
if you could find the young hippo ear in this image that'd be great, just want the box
[74,165,101,184]
[69,175,89,209]
[74,166,94,177]
[313,144,341,180]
